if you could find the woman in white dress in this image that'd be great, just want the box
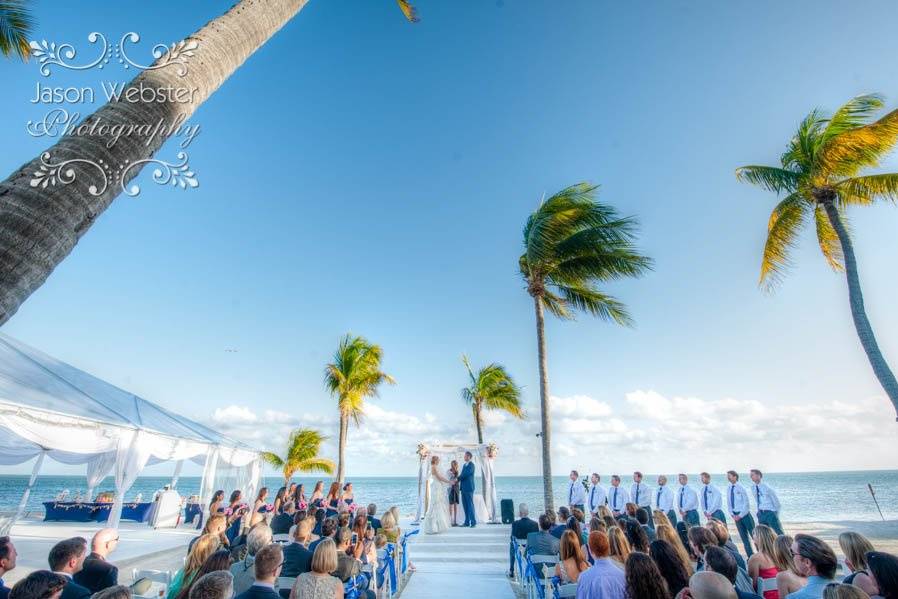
[422,455,451,534]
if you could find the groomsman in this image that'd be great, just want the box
[726,470,755,557]
[631,472,653,529]
[608,475,629,516]
[655,475,677,526]
[587,473,606,515]
[567,470,586,512]
[750,469,784,535]
[700,472,726,523]
[677,473,700,527]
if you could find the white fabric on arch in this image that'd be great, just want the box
[85,452,116,501]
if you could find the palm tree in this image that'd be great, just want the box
[0,0,33,60]
[460,355,524,444]
[0,0,419,326]
[519,182,652,512]
[324,334,395,483]
[736,94,898,420]
[260,428,335,485]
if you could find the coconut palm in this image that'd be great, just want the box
[324,334,395,483]
[0,0,33,60]
[736,94,898,419]
[460,355,523,444]
[519,182,652,512]
[260,428,335,486]
[0,0,419,326]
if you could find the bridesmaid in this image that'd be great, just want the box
[272,486,286,515]
[250,487,269,526]
[448,460,460,526]
[309,481,324,507]
[208,490,225,515]
[324,481,340,515]
[294,483,306,507]
[341,482,354,505]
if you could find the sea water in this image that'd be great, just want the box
[0,471,894,523]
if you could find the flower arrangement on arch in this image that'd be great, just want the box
[486,443,499,458]
[416,443,429,459]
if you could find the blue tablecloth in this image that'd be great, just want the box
[43,501,153,522]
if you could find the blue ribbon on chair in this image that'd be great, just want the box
[511,537,524,579]
[400,529,419,575]
[377,544,398,596]
[524,554,548,599]
[551,576,562,599]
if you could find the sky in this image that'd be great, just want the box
[1,0,897,478]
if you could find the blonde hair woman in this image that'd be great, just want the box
[167,534,220,599]
[773,535,806,598]
[378,511,399,543]
[652,509,673,529]
[822,584,871,599]
[838,531,877,597]
[554,530,589,584]
[654,524,692,575]
[748,524,779,598]
[290,538,343,599]
[607,526,631,567]
[597,505,613,520]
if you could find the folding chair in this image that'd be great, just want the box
[130,570,172,598]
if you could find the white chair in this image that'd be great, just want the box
[130,569,172,598]
[277,577,296,593]
[272,533,291,544]
[526,555,558,599]
[556,582,577,598]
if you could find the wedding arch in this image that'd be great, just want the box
[413,442,499,524]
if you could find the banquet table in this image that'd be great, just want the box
[43,501,153,522]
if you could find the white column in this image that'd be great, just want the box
[0,449,47,536]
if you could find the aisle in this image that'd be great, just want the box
[401,523,515,598]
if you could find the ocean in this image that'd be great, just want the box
[1,471,895,523]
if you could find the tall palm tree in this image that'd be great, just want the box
[736,94,898,420]
[0,0,418,326]
[460,355,523,444]
[0,0,33,60]
[519,182,652,512]
[260,428,335,486]
[324,334,395,483]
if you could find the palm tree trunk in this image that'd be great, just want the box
[0,0,310,324]
[474,402,483,444]
[533,295,554,512]
[822,199,898,420]
[337,411,348,484]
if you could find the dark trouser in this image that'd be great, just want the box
[666,509,678,526]
[462,490,475,526]
[710,509,727,524]
[758,510,784,535]
[684,509,700,527]
[734,513,756,557]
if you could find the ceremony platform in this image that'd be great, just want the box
[402,523,514,598]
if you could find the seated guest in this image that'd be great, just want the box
[637,508,657,542]
[332,528,372,599]
[866,552,898,599]
[689,527,719,571]
[683,571,739,599]
[175,550,231,599]
[170,534,222,599]
[568,517,588,546]
[625,552,671,599]
[608,527,632,568]
[704,546,762,599]
[289,539,343,599]
[509,502,538,577]
[655,525,693,577]
[773,535,807,598]
[191,516,229,554]
[366,505,381,532]
[92,586,131,599]
[9,571,67,599]
[820,584,869,599]
[577,531,626,599]
[747,525,780,599]
[551,507,571,539]
[235,544,283,599]
[312,510,326,538]
[837,532,876,597]
[376,512,399,544]
[707,520,747,571]
[48,537,91,599]
[73,528,119,593]
[230,525,273,596]
[283,519,314,578]
[650,540,691,597]
[310,519,338,555]
[271,503,296,536]
[625,518,650,553]
[554,530,588,584]
[188,571,234,599]
[526,513,560,559]
[786,535,837,599]
[0,537,18,599]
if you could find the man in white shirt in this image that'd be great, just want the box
[630,471,653,528]
[655,475,676,526]
[726,470,755,557]
[567,470,586,513]
[750,469,784,535]
[677,473,700,527]
[608,475,629,517]
[700,472,727,524]
[586,473,606,515]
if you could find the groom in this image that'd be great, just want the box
[458,451,476,527]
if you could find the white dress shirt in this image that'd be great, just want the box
[630,482,652,508]
[587,484,607,513]
[752,482,781,512]
[701,483,723,514]
[567,480,587,506]
[677,484,698,512]
[608,485,630,512]
[727,482,750,517]
[655,485,674,512]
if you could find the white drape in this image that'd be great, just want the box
[107,430,153,529]
[85,452,116,501]
[170,459,184,489]
[0,450,47,536]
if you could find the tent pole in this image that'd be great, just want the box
[0,449,47,536]
[170,459,184,489]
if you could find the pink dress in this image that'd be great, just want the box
[757,566,779,599]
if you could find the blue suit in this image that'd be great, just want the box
[458,460,476,527]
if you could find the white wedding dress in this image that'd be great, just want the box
[422,466,451,535]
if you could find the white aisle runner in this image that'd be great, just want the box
[402,523,515,598]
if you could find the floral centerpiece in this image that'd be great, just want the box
[95,491,115,503]
[486,443,499,458]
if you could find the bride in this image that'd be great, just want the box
[422,455,452,534]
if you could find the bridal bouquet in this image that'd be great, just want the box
[297,501,309,511]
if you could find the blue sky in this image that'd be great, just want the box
[1,1,897,476]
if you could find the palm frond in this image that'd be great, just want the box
[293,457,335,475]
[813,203,844,272]
[836,173,898,205]
[259,451,284,469]
[540,289,571,319]
[817,107,898,177]
[325,334,393,428]
[558,284,633,326]
[735,166,801,194]
[781,109,826,171]
[823,94,884,139]
[759,193,809,289]
[396,0,420,22]
[0,0,33,60]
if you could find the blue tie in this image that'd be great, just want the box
[634,484,640,504]
[590,487,595,508]
[657,487,662,506]
[679,488,684,509]
[613,487,618,509]
[730,485,736,514]
[756,484,761,507]
[703,486,709,511]
[570,484,574,504]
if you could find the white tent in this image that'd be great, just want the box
[0,333,261,532]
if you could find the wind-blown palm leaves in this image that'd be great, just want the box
[260,428,335,485]
[461,355,523,444]
[324,334,396,483]
[0,0,33,60]
[520,182,652,512]
[396,0,420,22]
[736,94,898,419]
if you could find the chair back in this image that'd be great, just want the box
[130,570,172,598]
[272,533,290,544]
[554,581,577,598]
[277,577,296,593]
